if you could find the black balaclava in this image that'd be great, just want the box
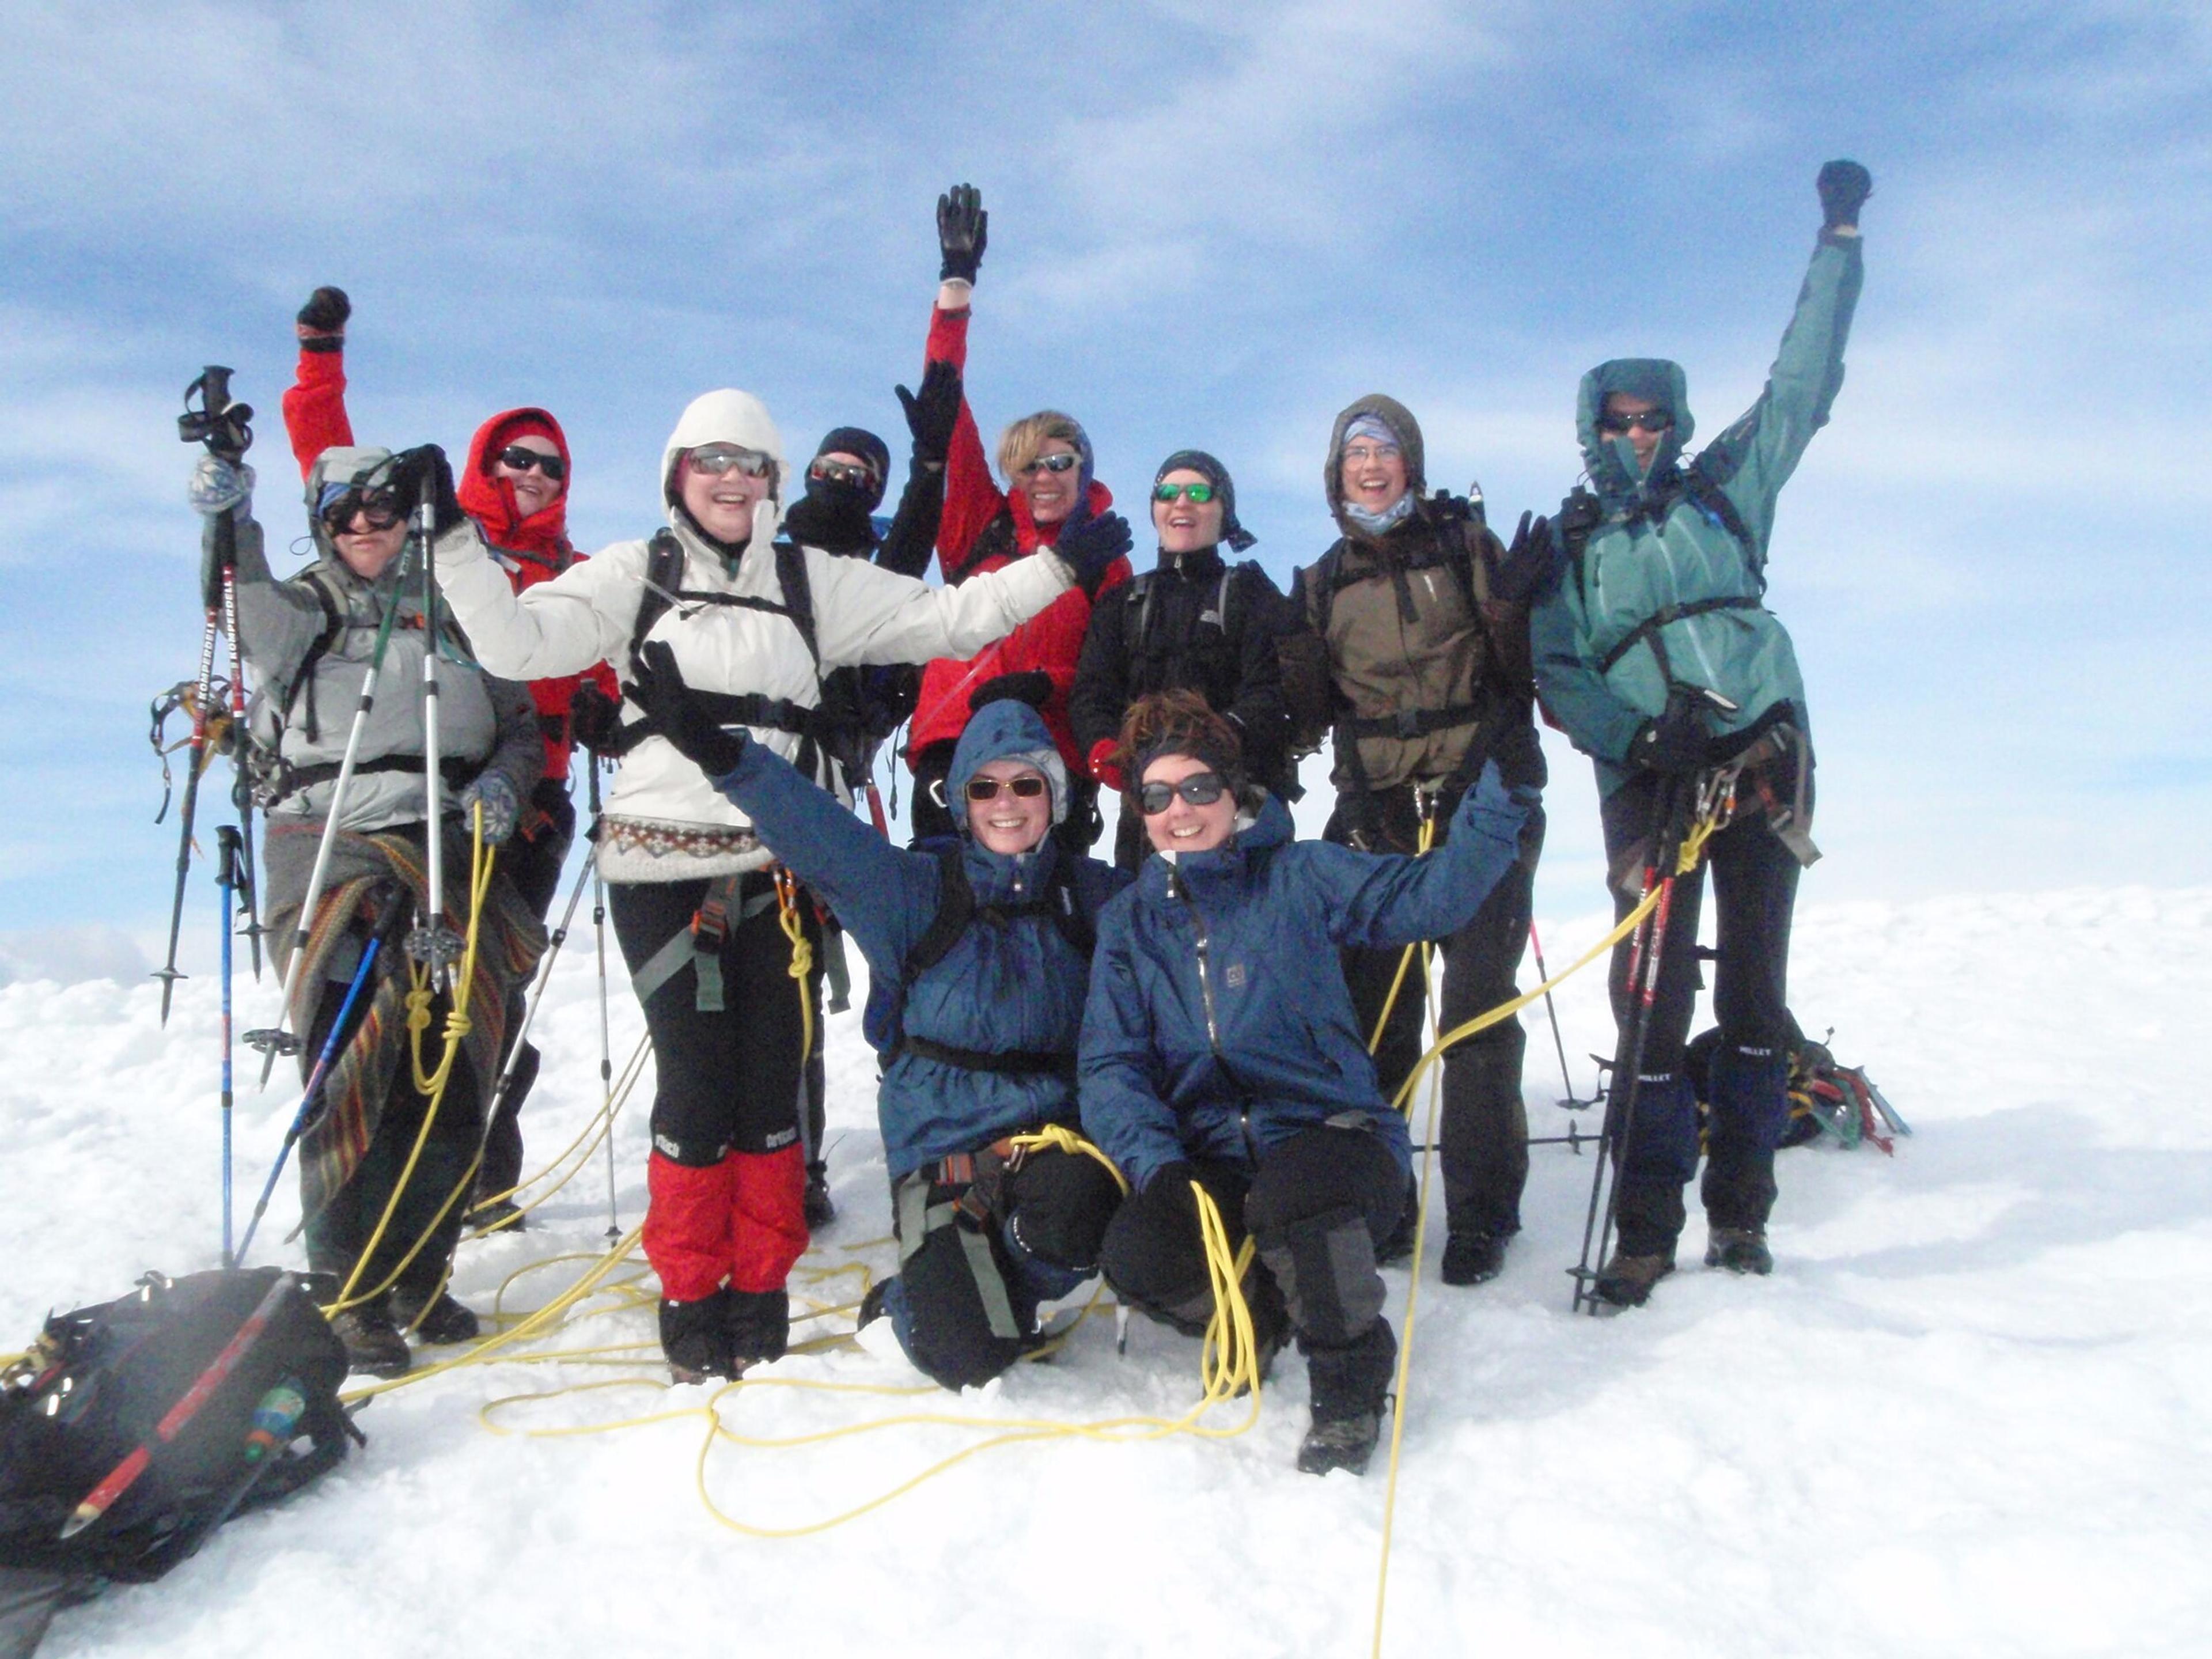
[783,425,890,554]
[1153,449,1257,554]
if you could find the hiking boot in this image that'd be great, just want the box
[391,1289,480,1346]
[331,1304,411,1379]
[1440,1229,1509,1286]
[803,1165,836,1232]
[1297,1408,1384,1477]
[469,1196,527,1234]
[1704,1228,1774,1276]
[660,1291,736,1386]
[725,1287,790,1370]
[1593,1250,1675,1309]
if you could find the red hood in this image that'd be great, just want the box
[459,406,572,559]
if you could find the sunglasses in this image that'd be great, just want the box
[1152,482,1217,504]
[1597,410,1673,435]
[688,445,775,478]
[808,457,878,489]
[1137,770,1228,816]
[494,445,566,482]
[1017,452,1081,476]
[964,774,1050,802]
[316,483,404,532]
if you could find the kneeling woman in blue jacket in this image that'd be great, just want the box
[1080,692,1535,1474]
[631,646,1130,1388]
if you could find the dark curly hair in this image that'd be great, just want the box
[1113,690,1247,796]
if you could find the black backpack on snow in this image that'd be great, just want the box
[0,1268,355,1589]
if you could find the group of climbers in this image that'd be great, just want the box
[185,159,1870,1474]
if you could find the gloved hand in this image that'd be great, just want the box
[1051,505,1134,600]
[1088,737,1125,792]
[1629,685,1712,776]
[568,679,623,755]
[1817,160,1872,231]
[970,669,1054,714]
[1142,1159,1202,1205]
[384,444,467,537]
[457,771,520,844]
[632,640,751,779]
[1456,759,1538,857]
[937,183,988,284]
[297,285,351,350]
[1490,509,1555,604]
[188,454,255,520]
[897,357,963,468]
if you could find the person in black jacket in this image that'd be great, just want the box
[1069,450,1291,869]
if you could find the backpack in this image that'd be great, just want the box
[1682,1018,1912,1154]
[0,1268,355,1589]
[861,840,1097,1075]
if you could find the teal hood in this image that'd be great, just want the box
[1576,358,1690,508]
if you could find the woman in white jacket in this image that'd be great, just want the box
[433,388,1130,1380]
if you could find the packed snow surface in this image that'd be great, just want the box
[3,885,2207,1657]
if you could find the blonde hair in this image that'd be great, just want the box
[996,410,1086,483]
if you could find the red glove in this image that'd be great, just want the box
[1088,738,1124,793]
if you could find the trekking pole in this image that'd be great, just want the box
[407,475,463,985]
[222,566,265,981]
[233,897,406,1264]
[589,757,620,1241]
[1528,920,1594,1108]
[158,366,255,1023]
[215,827,244,1267]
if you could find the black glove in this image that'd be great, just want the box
[897,357,963,468]
[1629,685,1712,777]
[383,444,467,537]
[970,669,1054,714]
[296,285,350,351]
[632,641,751,779]
[937,183,988,284]
[569,679,623,755]
[1817,160,1872,231]
[1490,509,1555,604]
[1051,506,1133,600]
[1142,1159,1202,1205]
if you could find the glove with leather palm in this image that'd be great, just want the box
[937,183,988,284]
[1817,160,1873,231]
[384,444,468,537]
[897,357,963,469]
[631,640,751,780]
[1050,503,1134,600]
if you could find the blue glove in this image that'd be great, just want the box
[458,772,520,844]
[1051,505,1133,600]
[1456,759,1537,856]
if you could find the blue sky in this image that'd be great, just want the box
[1,0,2206,976]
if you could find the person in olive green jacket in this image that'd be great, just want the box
[1531,160,1871,1307]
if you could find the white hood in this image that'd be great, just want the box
[660,388,789,551]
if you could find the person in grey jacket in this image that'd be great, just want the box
[192,446,546,1378]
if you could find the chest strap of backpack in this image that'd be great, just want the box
[262,753,478,810]
[627,873,780,1012]
[1593,594,1768,677]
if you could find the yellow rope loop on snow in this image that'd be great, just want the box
[464,1031,651,1237]
[1005,1124,1131,1196]
[1367,806,1440,1055]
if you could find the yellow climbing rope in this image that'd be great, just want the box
[1006,1123,1131,1195]
[1366,806,1440,1054]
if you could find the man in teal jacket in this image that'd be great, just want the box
[1532,160,1871,1306]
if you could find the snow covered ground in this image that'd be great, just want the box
[3,884,2207,1658]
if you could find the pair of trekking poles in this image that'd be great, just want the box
[160,365,623,1272]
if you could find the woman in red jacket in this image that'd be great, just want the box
[904,185,1132,846]
[281,287,617,1229]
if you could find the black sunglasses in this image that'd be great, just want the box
[965,774,1050,802]
[808,457,879,490]
[1137,771,1228,816]
[317,484,404,532]
[1017,452,1081,476]
[495,445,566,482]
[1598,410,1673,435]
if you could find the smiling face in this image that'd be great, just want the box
[1599,392,1672,469]
[964,758,1054,856]
[1015,438,1083,527]
[1139,751,1237,856]
[330,510,409,581]
[1338,434,1408,518]
[1152,468,1224,555]
[679,452,771,543]
[493,434,564,517]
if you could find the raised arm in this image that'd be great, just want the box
[190,463,328,691]
[1078,919,1190,1194]
[878,357,961,579]
[926,184,1007,576]
[1307,762,1536,949]
[435,510,646,681]
[1695,161,1870,557]
[280,286,355,481]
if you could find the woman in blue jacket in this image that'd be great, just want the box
[630,645,1129,1388]
[1080,692,1534,1475]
